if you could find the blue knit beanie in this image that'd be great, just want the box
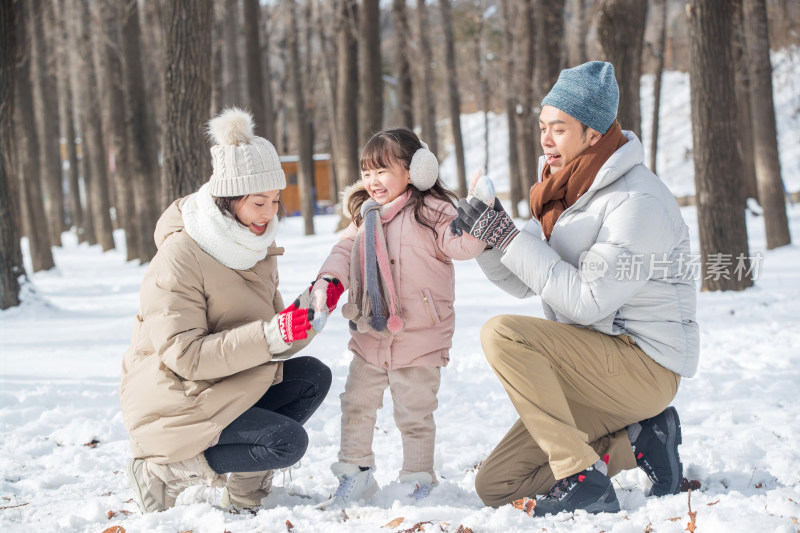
[541,61,619,134]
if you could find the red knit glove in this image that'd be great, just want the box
[313,276,344,313]
[264,305,314,354]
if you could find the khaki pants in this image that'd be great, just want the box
[475,315,680,507]
[339,352,441,476]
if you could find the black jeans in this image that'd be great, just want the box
[204,356,331,474]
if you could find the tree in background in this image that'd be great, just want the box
[687,0,753,291]
[497,0,522,218]
[392,0,414,130]
[516,0,536,196]
[161,0,212,205]
[334,0,359,203]
[30,0,64,246]
[598,0,646,137]
[287,0,315,235]
[415,0,438,156]
[72,0,115,251]
[649,0,668,174]
[96,0,139,262]
[1,0,27,309]
[15,0,55,271]
[52,0,82,242]
[743,0,791,249]
[120,0,161,262]
[440,0,467,196]
[359,0,382,143]
[244,0,269,139]
[732,0,759,205]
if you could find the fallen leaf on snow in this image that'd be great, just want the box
[383,517,404,528]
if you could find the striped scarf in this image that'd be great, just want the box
[341,190,410,336]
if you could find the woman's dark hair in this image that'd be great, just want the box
[349,128,458,237]
[214,194,285,222]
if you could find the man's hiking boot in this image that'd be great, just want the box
[532,463,620,516]
[632,406,683,497]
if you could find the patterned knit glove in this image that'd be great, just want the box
[264,305,314,355]
[453,197,519,251]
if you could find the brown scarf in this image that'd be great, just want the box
[530,121,627,241]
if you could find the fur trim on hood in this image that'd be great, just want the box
[339,182,366,220]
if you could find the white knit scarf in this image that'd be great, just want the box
[182,183,278,270]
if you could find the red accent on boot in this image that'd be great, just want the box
[578,474,586,482]
[637,452,644,459]
[603,454,610,466]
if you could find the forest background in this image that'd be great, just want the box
[2,0,799,306]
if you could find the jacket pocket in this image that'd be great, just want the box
[422,289,441,326]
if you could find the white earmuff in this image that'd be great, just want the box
[409,141,439,191]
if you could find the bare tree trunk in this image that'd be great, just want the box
[649,0,667,174]
[517,0,536,195]
[472,0,490,174]
[53,0,83,239]
[260,3,276,141]
[532,0,565,172]
[575,0,587,65]
[99,0,139,262]
[75,0,114,252]
[392,0,413,130]
[65,0,95,244]
[731,0,758,204]
[287,0,315,235]
[359,0,382,143]
[415,0,437,156]
[687,0,753,291]
[438,0,466,195]
[16,0,55,271]
[141,0,165,170]
[335,0,359,193]
[161,0,212,205]
[498,0,522,218]
[222,0,242,108]
[120,0,160,262]
[1,0,26,309]
[598,0,646,136]
[315,0,339,201]
[743,0,791,249]
[30,0,63,246]
[243,0,267,138]
[211,0,224,115]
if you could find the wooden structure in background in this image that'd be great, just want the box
[280,154,333,215]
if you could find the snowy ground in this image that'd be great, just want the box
[2,203,800,533]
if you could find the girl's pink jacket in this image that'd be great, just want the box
[319,190,485,370]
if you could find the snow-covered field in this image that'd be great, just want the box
[2,203,800,533]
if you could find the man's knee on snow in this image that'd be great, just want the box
[474,464,514,508]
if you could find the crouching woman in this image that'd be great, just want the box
[118,109,336,513]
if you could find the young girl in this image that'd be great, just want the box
[315,128,486,507]
[119,108,336,513]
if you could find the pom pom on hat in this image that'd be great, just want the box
[409,141,439,191]
[208,107,254,146]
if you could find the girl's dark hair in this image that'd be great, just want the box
[214,194,285,222]
[349,128,458,237]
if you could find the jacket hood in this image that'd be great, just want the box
[339,182,366,220]
[154,199,186,250]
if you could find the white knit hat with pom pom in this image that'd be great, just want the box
[207,107,285,197]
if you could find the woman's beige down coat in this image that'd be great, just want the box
[119,200,312,464]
